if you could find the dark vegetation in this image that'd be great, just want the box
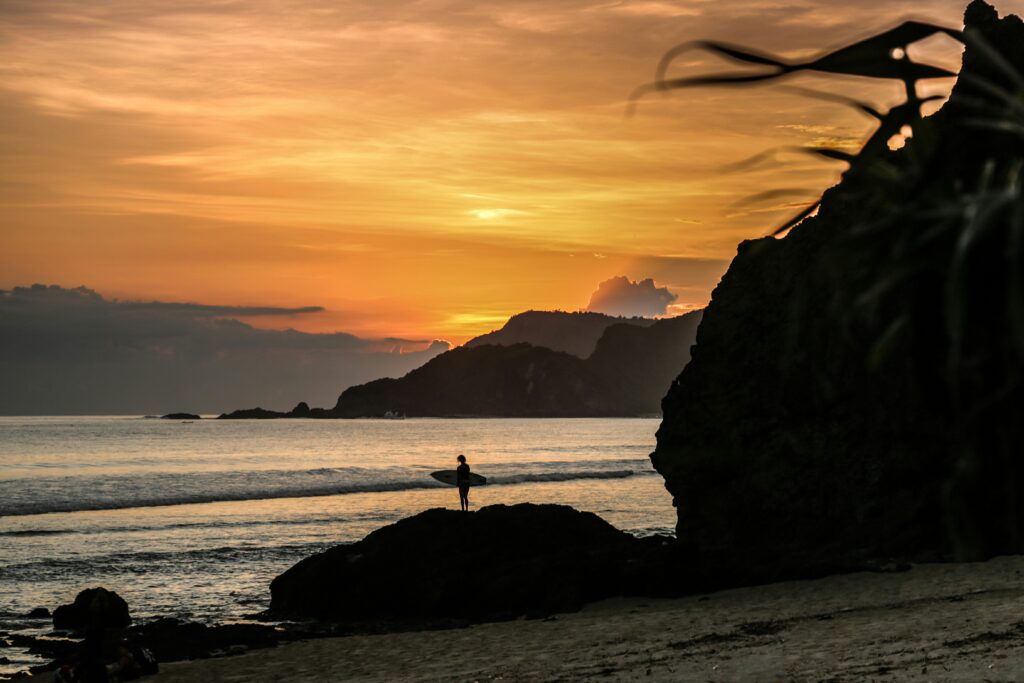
[649,0,1024,582]
[220,310,702,418]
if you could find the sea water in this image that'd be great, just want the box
[0,417,673,672]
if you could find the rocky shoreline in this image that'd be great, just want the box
[60,555,1024,682]
[2,503,957,681]
[3,505,671,679]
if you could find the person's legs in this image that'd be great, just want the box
[459,485,469,511]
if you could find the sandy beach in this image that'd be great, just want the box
[153,555,1024,682]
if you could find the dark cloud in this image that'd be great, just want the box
[0,285,450,415]
[585,276,677,318]
[6,284,325,318]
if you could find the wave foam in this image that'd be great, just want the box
[0,465,655,517]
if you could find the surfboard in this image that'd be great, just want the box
[430,470,487,486]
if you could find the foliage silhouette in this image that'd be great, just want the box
[630,21,965,235]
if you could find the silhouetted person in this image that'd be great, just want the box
[456,454,471,512]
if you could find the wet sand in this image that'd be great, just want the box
[155,555,1024,682]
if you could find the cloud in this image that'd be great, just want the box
[12,284,325,318]
[0,285,450,415]
[585,276,678,318]
[0,0,981,342]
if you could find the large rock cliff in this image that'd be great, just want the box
[652,0,1024,583]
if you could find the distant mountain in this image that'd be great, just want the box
[464,310,656,358]
[325,310,703,417]
[0,284,450,415]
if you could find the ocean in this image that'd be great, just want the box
[0,416,673,673]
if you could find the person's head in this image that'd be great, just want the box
[457,454,466,463]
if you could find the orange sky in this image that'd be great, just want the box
[2,0,1013,343]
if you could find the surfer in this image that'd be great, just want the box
[456,454,471,512]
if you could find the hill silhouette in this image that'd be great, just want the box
[331,311,701,417]
[464,310,655,358]
[220,310,702,418]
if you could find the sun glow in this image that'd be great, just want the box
[469,208,527,220]
[0,0,981,341]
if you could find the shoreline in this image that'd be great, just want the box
[152,555,1024,682]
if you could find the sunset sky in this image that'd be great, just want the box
[1,0,1007,344]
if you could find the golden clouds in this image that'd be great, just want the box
[0,0,1006,340]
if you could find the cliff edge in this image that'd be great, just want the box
[652,0,1024,582]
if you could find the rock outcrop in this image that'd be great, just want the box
[52,587,131,631]
[218,402,312,420]
[270,504,673,621]
[12,615,309,677]
[652,0,1024,583]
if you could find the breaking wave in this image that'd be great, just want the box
[0,461,655,517]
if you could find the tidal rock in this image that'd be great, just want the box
[270,504,654,621]
[161,413,200,420]
[52,588,131,631]
[26,607,50,619]
[8,618,299,673]
[217,406,287,419]
[134,618,279,662]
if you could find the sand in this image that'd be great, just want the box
[154,555,1024,682]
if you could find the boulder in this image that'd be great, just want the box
[26,607,50,619]
[270,504,655,621]
[52,588,131,631]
